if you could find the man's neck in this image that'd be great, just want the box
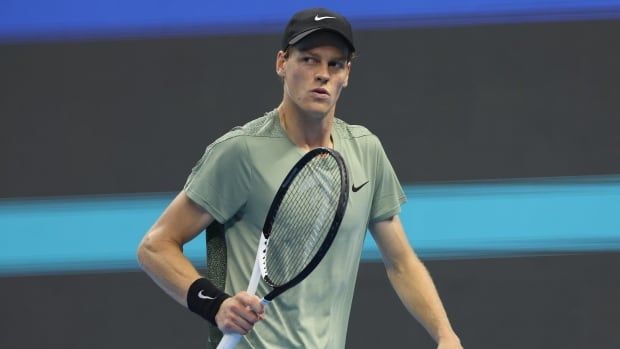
[277,102,334,151]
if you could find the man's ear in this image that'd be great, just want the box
[342,61,352,88]
[276,50,287,78]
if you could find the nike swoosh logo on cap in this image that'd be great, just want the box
[198,290,216,300]
[315,15,336,21]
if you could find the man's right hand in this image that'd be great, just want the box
[215,292,265,335]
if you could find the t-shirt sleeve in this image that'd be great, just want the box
[369,136,407,223]
[183,132,252,224]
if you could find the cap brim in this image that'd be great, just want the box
[287,28,355,51]
[288,28,323,46]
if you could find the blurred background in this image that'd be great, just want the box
[1,1,620,348]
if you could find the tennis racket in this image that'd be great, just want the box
[216,147,349,349]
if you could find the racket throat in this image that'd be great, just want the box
[247,233,269,295]
[247,258,261,295]
[257,233,270,285]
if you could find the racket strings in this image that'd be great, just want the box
[267,171,335,280]
[265,155,342,286]
[267,181,336,284]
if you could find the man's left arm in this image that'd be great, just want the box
[369,215,463,349]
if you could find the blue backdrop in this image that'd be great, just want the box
[3,0,620,42]
[2,175,619,275]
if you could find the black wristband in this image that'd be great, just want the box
[187,278,230,326]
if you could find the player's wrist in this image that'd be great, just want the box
[186,277,230,326]
[436,330,462,348]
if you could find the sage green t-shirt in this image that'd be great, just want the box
[184,109,406,348]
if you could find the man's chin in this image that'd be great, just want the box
[301,102,334,117]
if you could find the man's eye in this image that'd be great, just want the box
[303,57,317,63]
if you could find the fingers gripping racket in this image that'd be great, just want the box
[217,147,349,349]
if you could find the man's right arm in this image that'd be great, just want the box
[137,191,213,304]
[137,191,264,334]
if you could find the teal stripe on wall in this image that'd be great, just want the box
[1,176,619,275]
[363,176,620,260]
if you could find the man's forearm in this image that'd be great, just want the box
[386,254,458,343]
[137,233,202,306]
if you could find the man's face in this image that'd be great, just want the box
[276,32,352,117]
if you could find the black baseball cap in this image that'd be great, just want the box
[282,8,355,52]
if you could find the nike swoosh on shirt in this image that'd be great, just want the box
[352,181,369,192]
[315,15,336,21]
[198,290,216,300]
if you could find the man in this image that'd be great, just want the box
[138,7,463,349]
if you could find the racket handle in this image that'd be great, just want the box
[216,299,269,349]
[216,333,241,349]
[217,234,268,349]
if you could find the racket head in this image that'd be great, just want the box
[259,147,348,300]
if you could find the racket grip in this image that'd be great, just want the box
[216,234,267,349]
[215,299,270,349]
[216,333,241,349]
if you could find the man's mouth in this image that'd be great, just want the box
[311,88,329,95]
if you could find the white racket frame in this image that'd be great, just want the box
[216,234,270,349]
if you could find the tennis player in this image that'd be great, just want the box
[138,7,463,349]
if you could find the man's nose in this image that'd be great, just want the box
[315,64,330,83]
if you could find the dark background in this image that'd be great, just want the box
[1,19,619,198]
[2,253,619,348]
[2,17,620,349]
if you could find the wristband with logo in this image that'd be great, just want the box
[187,277,230,326]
